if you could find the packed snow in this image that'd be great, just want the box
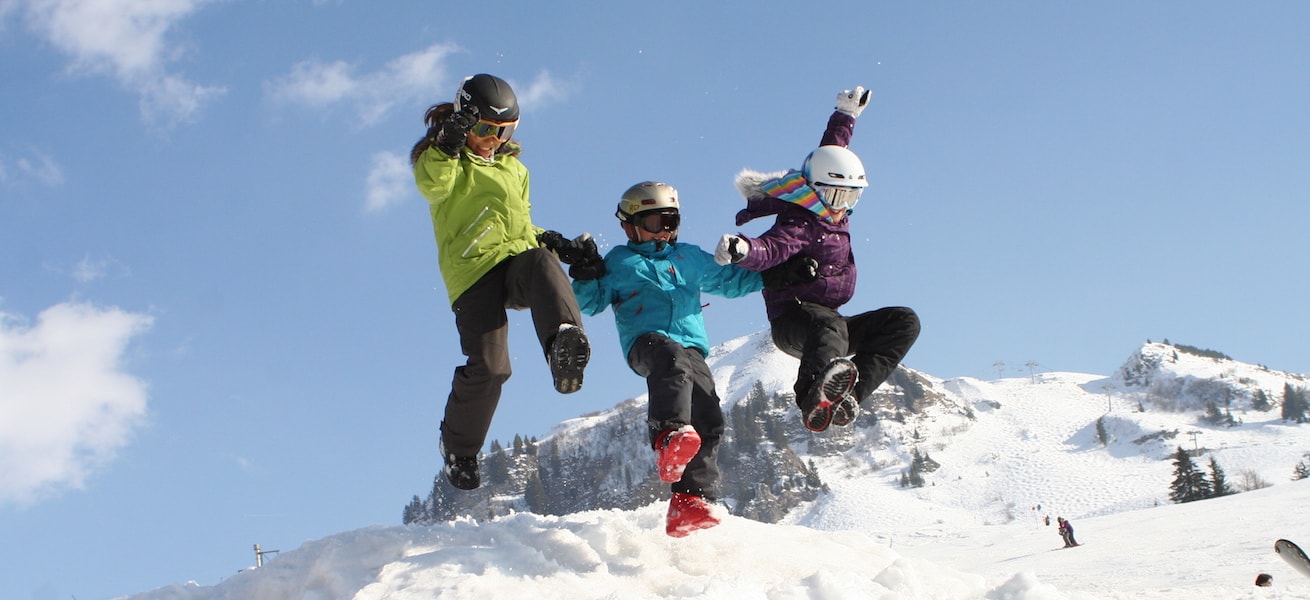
[122,335,1310,599]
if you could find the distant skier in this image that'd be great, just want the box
[713,86,920,432]
[1057,516,1080,547]
[540,181,763,537]
[411,73,592,491]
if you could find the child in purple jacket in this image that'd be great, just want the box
[713,87,920,432]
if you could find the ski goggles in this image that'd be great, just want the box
[470,119,518,142]
[631,210,681,234]
[812,183,864,211]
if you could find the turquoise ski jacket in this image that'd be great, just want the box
[573,240,763,369]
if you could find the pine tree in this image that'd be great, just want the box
[524,471,551,515]
[1095,417,1109,447]
[1282,384,1308,423]
[402,495,426,525]
[485,446,511,484]
[1168,446,1211,503]
[805,459,824,488]
[906,448,927,488]
[1204,402,1225,425]
[1253,389,1273,412]
[1207,456,1233,497]
[1293,460,1310,481]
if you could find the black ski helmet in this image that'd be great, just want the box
[454,74,519,122]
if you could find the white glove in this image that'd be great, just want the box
[714,234,748,265]
[836,86,871,118]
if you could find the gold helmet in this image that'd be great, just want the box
[616,181,679,221]
[616,181,681,243]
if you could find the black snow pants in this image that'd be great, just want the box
[628,332,724,499]
[440,248,582,457]
[769,302,920,407]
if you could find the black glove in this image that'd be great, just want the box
[537,230,568,253]
[568,233,606,280]
[761,256,820,290]
[540,231,602,266]
[569,258,606,281]
[434,105,480,156]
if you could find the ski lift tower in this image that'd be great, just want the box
[254,544,279,568]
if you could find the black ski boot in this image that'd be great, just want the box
[799,358,859,432]
[549,324,590,394]
[440,438,480,491]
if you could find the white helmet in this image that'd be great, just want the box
[802,146,867,211]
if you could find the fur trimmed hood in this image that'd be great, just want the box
[734,168,789,199]
[733,168,796,227]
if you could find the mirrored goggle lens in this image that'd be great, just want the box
[814,184,863,210]
[470,119,518,141]
[635,211,680,234]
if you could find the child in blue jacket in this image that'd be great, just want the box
[540,181,762,537]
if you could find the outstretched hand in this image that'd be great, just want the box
[539,231,602,266]
[714,234,748,266]
[539,230,606,280]
[836,86,871,118]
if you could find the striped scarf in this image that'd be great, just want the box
[758,169,836,223]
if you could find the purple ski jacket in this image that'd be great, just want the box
[732,111,859,320]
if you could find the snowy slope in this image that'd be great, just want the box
[120,483,1310,599]
[121,334,1310,599]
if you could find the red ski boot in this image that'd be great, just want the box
[654,425,701,483]
[666,492,721,538]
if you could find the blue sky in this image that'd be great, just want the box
[2,1,1308,598]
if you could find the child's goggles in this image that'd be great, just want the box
[632,210,681,234]
[470,119,518,142]
[813,184,863,211]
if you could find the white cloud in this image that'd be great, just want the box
[10,0,225,127]
[139,72,227,129]
[0,148,64,187]
[0,301,153,506]
[513,70,573,111]
[265,42,459,127]
[364,150,412,212]
[15,149,64,186]
[70,253,129,283]
[40,253,130,284]
[267,59,357,107]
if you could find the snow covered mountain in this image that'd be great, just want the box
[121,333,1310,599]
[403,334,1310,531]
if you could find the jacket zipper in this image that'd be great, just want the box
[461,226,492,258]
[461,206,490,236]
[459,206,492,258]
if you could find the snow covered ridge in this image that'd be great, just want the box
[404,334,1310,533]
[123,335,1310,599]
[1116,341,1310,414]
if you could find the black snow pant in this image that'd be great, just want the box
[628,332,724,499]
[440,248,582,457]
[770,302,920,408]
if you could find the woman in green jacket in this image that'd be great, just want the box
[410,74,590,491]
